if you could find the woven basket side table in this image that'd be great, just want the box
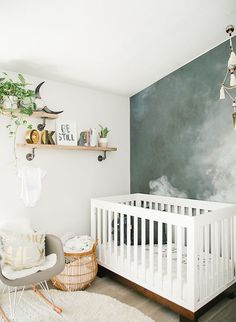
[52,243,98,291]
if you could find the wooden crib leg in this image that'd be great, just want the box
[227,292,236,299]
[179,315,198,322]
[97,265,107,278]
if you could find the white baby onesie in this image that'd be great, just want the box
[18,167,46,207]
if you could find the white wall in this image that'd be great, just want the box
[0,72,130,236]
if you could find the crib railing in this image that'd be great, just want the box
[194,205,236,308]
[91,194,236,312]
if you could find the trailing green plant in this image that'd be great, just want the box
[0,73,37,161]
[0,72,37,114]
[98,124,110,138]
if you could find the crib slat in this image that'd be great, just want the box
[141,217,146,280]
[177,225,183,299]
[171,206,176,243]
[187,223,197,305]
[120,213,124,267]
[211,222,215,294]
[91,206,96,241]
[199,226,203,300]
[149,219,154,285]
[114,212,118,262]
[97,208,102,261]
[225,218,229,283]
[215,221,220,289]
[127,214,131,272]
[179,207,186,247]
[158,221,163,288]
[221,220,224,285]
[167,223,172,294]
[205,224,209,297]
[102,210,107,261]
[108,210,112,264]
[134,215,138,277]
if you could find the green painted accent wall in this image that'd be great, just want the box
[130,37,236,202]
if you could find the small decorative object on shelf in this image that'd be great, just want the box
[25,129,40,144]
[78,130,89,146]
[40,105,63,115]
[56,121,77,146]
[78,128,97,147]
[34,82,63,115]
[90,128,97,147]
[98,124,110,148]
[41,130,56,145]
[25,129,56,145]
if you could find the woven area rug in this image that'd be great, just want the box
[0,289,155,322]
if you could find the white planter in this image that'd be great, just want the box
[3,96,18,109]
[98,137,108,148]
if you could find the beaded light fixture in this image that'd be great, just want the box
[220,25,236,129]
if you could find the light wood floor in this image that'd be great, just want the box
[87,276,236,322]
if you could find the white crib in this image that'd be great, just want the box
[91,193,236,321]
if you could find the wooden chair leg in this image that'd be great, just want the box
[32,285,62,314]
[0,306,10,322]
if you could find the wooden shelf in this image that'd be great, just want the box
[17,143,117,152]
[2,109,58,119]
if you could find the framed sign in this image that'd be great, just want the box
[56,121,77,146]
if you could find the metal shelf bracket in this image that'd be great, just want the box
[97,151,107,162]
[26,148,36,161]
[37,117,47,131]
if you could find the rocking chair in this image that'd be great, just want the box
[0,234,65,321]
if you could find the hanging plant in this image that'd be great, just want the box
[0,72,38,161]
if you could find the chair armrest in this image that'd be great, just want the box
[45,234,64,257]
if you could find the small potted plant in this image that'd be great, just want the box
[98,125,110,148]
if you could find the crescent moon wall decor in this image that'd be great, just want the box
[35,81,45,99]
[42,106,63,115]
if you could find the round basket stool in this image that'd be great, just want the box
[51,243,98,291]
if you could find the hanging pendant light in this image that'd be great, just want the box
[220,25,236,128]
